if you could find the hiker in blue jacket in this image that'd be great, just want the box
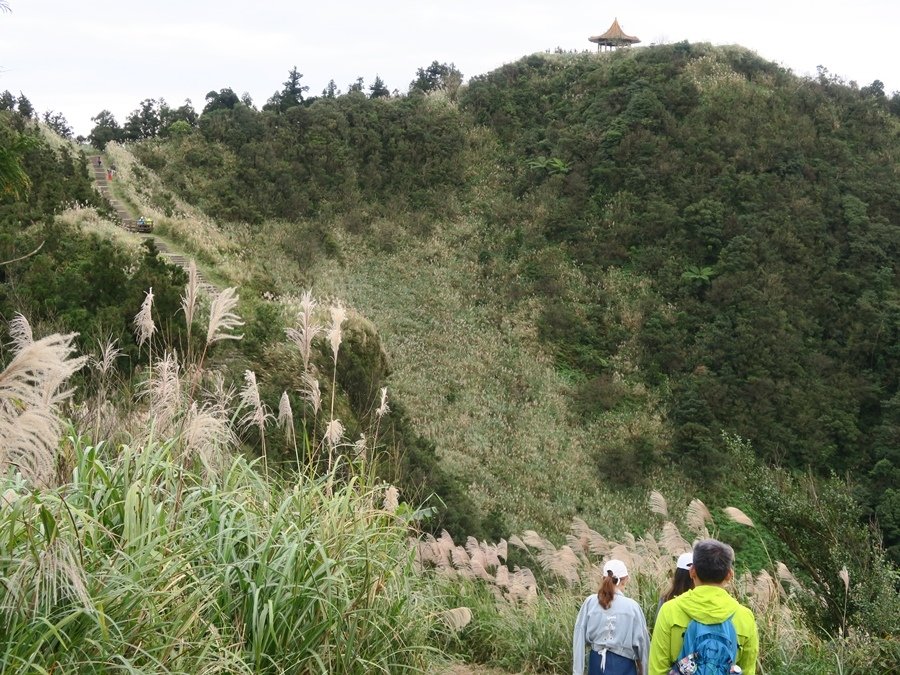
[573,559,650,675]
[649,539,759,675]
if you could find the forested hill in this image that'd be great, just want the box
[99,42,898,559]
[459,45,900,550]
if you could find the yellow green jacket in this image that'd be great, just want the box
[649,585,759,675]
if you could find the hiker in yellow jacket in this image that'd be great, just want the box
[649,539,759,675]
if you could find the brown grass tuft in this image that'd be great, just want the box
[724,506,755,527]
[649,490,668,518]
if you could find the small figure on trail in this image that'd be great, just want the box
[658,552,694,609]
[573,559,650,675]
[107,168,113,181]
[137,216,145,226]
[97,157,102,167]
[649,539,759,675]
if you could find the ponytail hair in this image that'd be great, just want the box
[597,570,619,609]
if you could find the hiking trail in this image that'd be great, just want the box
[90,155,216,293]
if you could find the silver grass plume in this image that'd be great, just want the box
[0,333,87,487]
[182,260,200,336]
[239,370,272,478]
[92,338,121,377]
[659,522,690,556]
[238,370,272,431]
[649,490,668,517]
[686,498,712,535]
[300,372,321,415]
[146,350,182,435]
[327,304,347,364]
[206,370,236,409]
[383,485,399,513]
[8,312,33,352]
[133,287,156,347]
[440,607,472,631]
[182,400,236,475]
[206,287,244,345]
[277,391,293,432]
[285,290,321,372]
[324,418,344,447]
[375,387,390,418]
[724,506,755,527]
[354,433,367,460]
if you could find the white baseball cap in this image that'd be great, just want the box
[603,559,629,580]
[677,552,694,570]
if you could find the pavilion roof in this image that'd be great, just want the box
[589,18,640,45]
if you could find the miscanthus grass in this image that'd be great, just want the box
[0,438,436,674]
[0,308,437,673]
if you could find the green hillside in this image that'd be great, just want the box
[1,42,898,673]
[114,43,899,557]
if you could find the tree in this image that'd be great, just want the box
[347,77,364,94]
[409,61,463,98]
[369,75,390,99]
[322,80,340,98]
[42,110,73,139]
[16,93,33,118]
[0,90,15,111]
[124,98,163,140]
[202,88,240,115]
[264,67,309,113]
[159,98,198,133]
[88,109,125,150]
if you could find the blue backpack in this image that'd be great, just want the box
[668,615,738,675]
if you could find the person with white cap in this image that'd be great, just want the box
[659,552,694,607]
[572,559,650,675]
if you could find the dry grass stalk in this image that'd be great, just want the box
[724,506,755,527]
[353,434,367,461]
[300,373,322,415]
[145,350,182,435]
[537,545,580,585]
[238,370,272,478]
[206,287,244,345]
[133,287,155,347]
[441,607,472,631]
[327,304,347,364]
[181,400,235,475]
[8,312,33,351]
[776,561,798,587]
[752,570,777,613]
[383,485,399,513]
[182,260,200,354]
[839,566,849,592]
[0,332,87,487]
[286,290,321,373]
[649,490,668,517]
[521,530,551,550]
[92,338,121,377]
[686,498,712,535]
[659,521,690,556]
[277,391,293,432]
[5,539,92,619]
[375,387,390,418]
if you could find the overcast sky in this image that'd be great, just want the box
[1,1,897,136]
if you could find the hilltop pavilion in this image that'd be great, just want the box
[589,19,640,51]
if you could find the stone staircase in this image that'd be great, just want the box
[91,155,216,293]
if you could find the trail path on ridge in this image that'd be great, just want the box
[90,155,216,292]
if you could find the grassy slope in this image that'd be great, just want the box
[103,127,669,539]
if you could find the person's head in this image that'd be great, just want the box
[661,552,694,603]
[690,539,735,585]
[597,559,629,609]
